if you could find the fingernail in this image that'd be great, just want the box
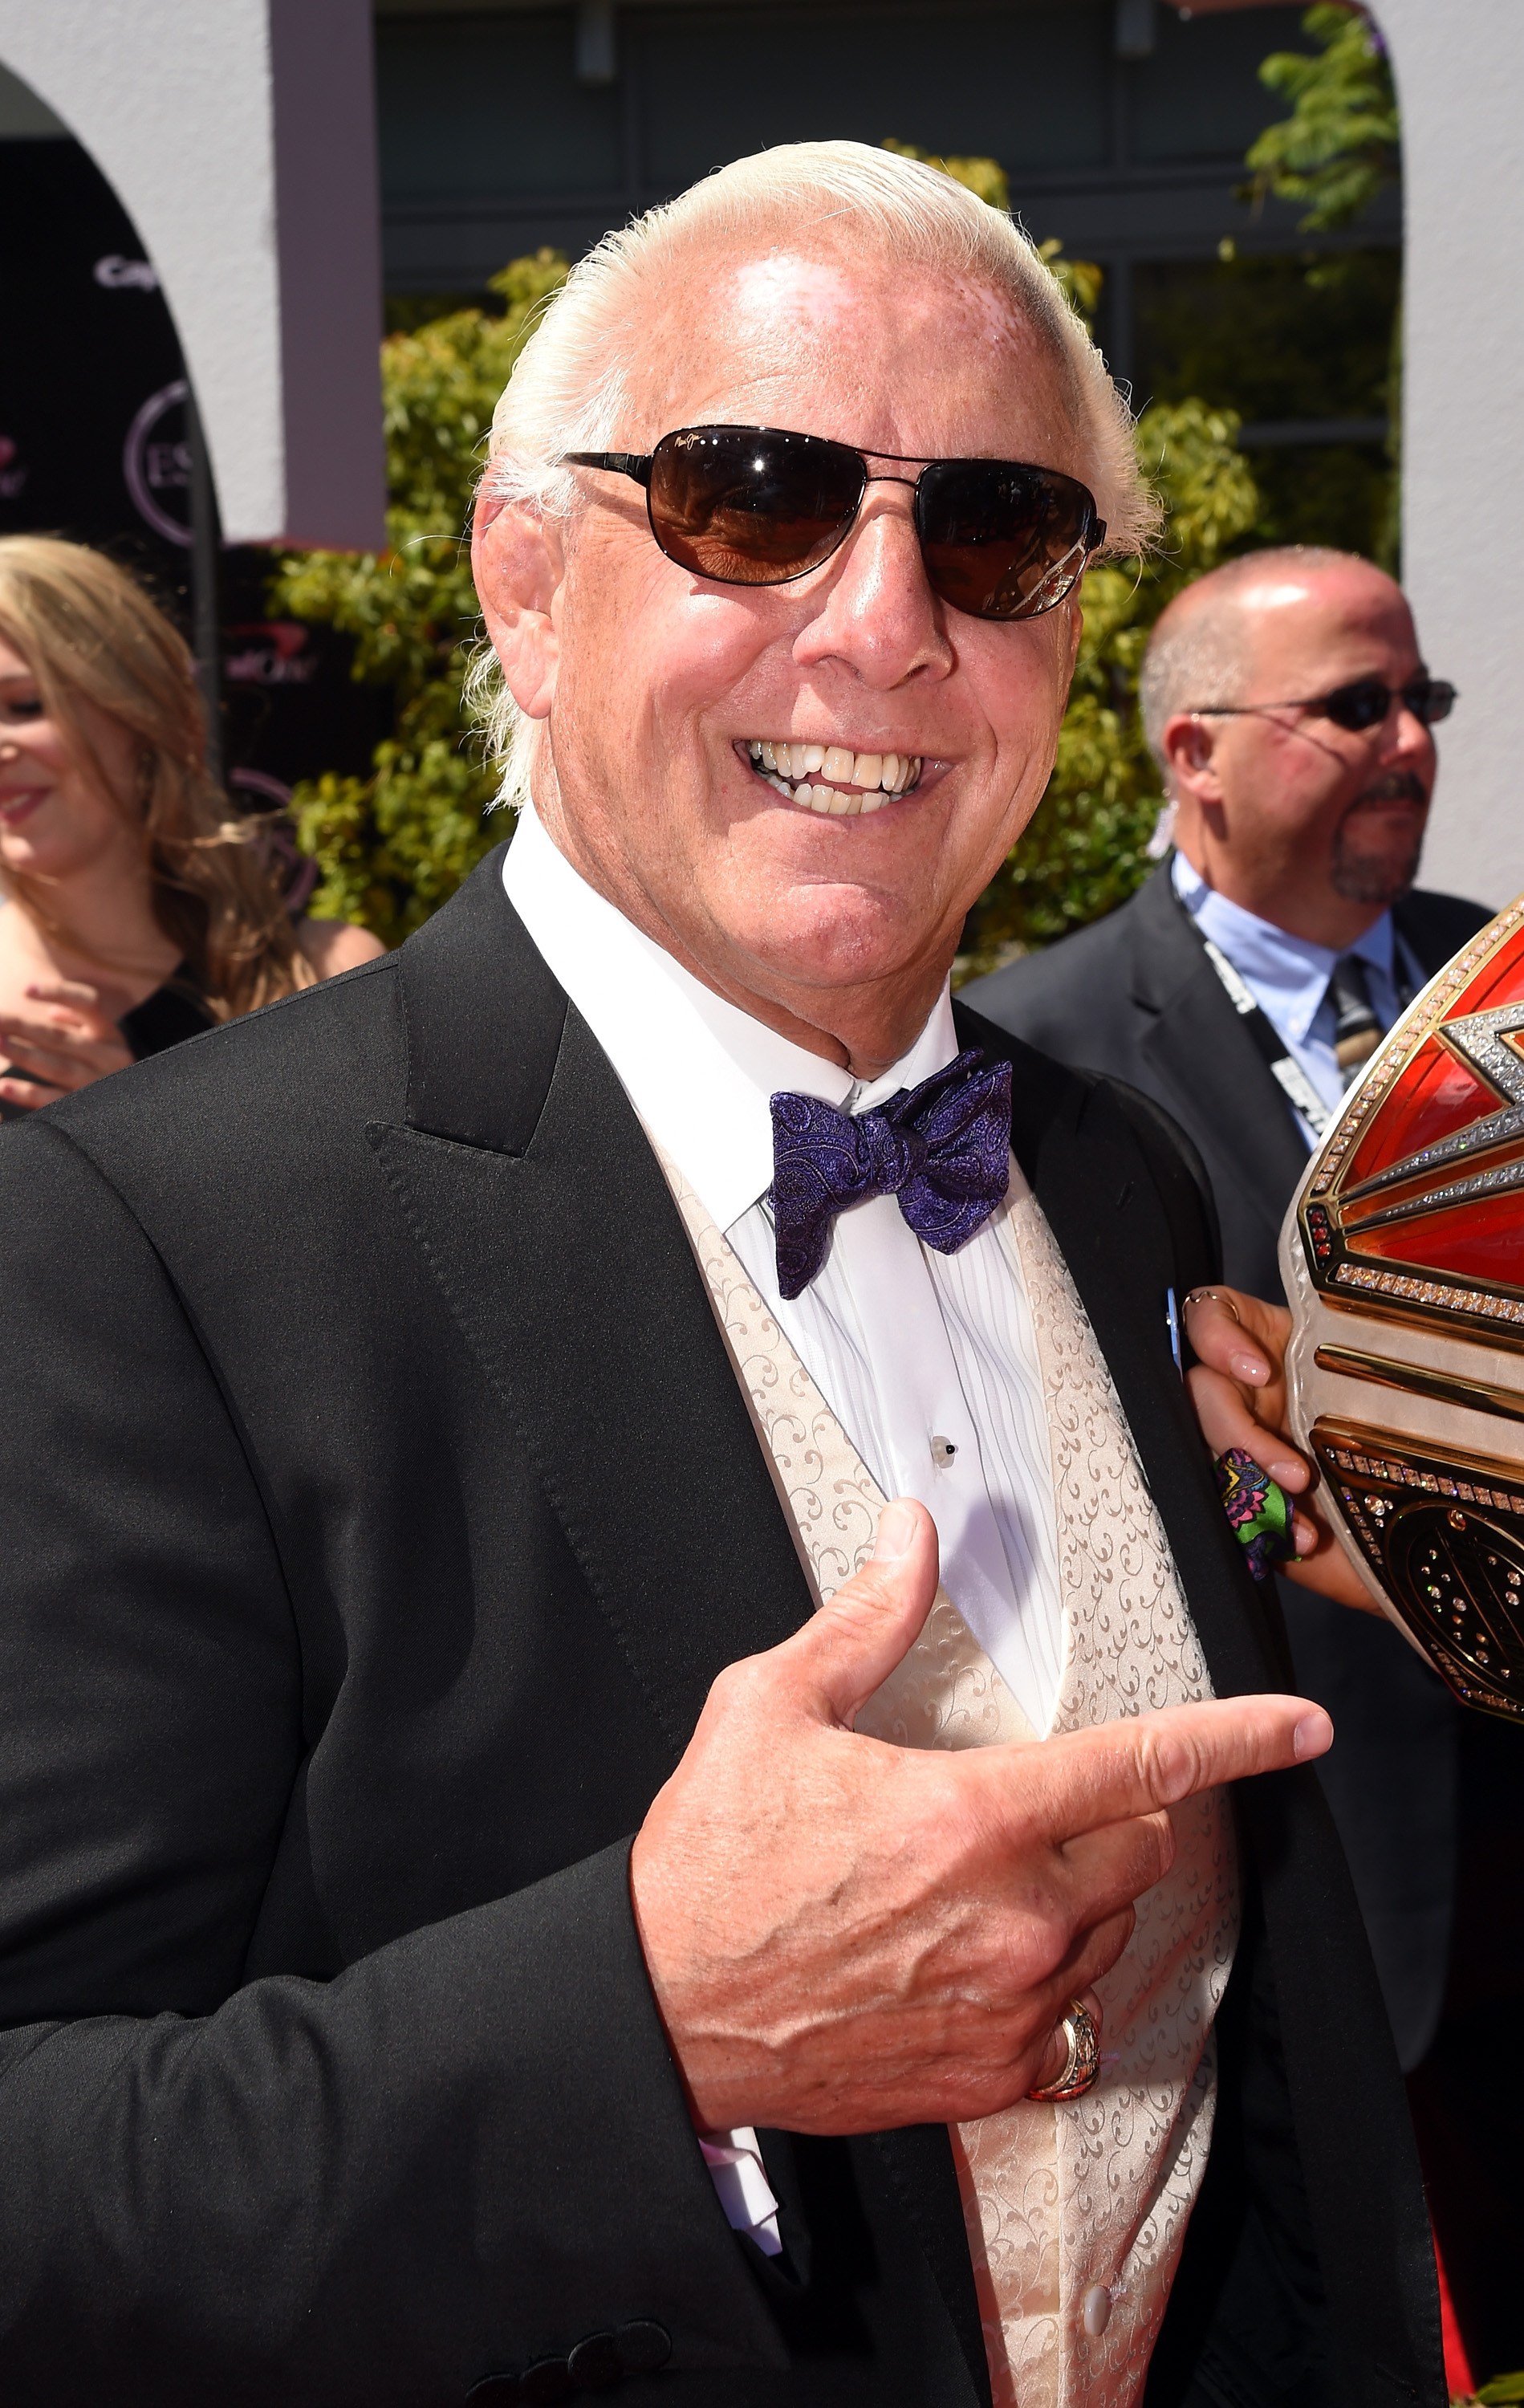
[1294,1709,1333,1759]
[1267,1461,1303,1489]
[872,1501,916,1562]
[1229,1351,1267,1384]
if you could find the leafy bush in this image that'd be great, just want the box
[957,400,1259,973]
[1246,2,1400,233]
[270,250,568,943]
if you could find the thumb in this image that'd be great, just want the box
[784,1499,941,1727]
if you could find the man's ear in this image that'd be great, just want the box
[472,489,567,724]
[1160,710,1225,807]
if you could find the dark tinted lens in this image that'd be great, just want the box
[1319,681,1395,730]
[646,426,864,586]
[1319,678,1458,730]
[1410,678,1456,725]
[914,460,1096,620]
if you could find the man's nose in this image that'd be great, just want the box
[792,496,954,689]
[1384,694,1437,766]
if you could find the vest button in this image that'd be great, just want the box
[1082,2283,1112,2337]
[929,1434,958,1466]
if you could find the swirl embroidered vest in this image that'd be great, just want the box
[656,1147,1241,2408]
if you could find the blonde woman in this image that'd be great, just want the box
[0,537,382,1114]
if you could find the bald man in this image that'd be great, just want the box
[967,544,1521,2376]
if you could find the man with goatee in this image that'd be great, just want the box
[969,547,1518,2373]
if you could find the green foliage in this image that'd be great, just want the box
[1470,2378,1524,2406]
[1037,238,1103,332]
[957,402,1261,974]
[270,249,570,942]
[1136,246,1400,561]
[880,141,1101,329]
[880,136,1010,211]
[1246,3,1400,231]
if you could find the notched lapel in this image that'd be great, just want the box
[372,866,813,1759]
[1129,870,1311,1222]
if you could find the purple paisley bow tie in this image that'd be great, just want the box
[768,1047,1014,1301]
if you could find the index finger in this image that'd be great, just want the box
[23,978,102,1009]
[1014,1694,1332,1846]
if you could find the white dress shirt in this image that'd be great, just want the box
[504,806,1065,1733]
[503,810,1075,2252]
[1170,849,1420,1139]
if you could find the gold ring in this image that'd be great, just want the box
[1184,1286,1242,1326]
[1026,1997,1101,2103]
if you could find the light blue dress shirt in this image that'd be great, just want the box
[1170,851,1423,1143]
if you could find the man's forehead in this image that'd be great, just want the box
[632,242,1071,455]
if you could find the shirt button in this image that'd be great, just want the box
[1082,2283,1112,2337]
[929,1434,958,1467]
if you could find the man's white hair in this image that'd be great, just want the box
[468,139,1156,805]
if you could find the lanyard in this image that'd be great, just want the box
[1195,934,1334,1140]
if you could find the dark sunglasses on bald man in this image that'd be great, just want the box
[564,423,1105,623]
[1193,675,1457,733]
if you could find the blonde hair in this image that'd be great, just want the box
[467,139,1156,806]
[0,536,315,1019]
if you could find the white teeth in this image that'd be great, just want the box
[746,738,923,816]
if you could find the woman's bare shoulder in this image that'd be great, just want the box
[295,918,388,979]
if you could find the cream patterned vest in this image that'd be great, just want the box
[656,1148,1240,2408]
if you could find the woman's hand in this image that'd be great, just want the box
[0,979,133,1109]
[1184,1287,1382,1614]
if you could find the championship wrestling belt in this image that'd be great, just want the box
[1281,896,1524,1719]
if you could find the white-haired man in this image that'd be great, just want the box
[0,153,1439,2408]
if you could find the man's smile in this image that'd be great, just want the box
[738,737,925,818]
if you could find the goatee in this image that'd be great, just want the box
[1329,774,1428,908]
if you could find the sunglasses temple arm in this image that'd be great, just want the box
[562,451,654,488]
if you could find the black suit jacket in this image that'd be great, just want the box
[965,864,1494,2072]
[0,848,1441,2406]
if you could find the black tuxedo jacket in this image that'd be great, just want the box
[0,848,1441,2407]
[965,865,1495,2076]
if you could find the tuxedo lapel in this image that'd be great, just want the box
[1128,865,1311,1246]
[381,852,994,2406]
[370,850,813,1760]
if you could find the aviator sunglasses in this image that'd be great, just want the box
[563,423,1107,622]
[1192,675,1457,733]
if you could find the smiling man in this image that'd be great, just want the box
[0,150,1441,2408]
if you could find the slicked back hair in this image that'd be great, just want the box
[468,139,1156,806]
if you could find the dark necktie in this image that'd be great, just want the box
[768,1047,1013,1301]
[1328,953,1382,1084]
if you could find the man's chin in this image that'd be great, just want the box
[709,886,948,999]
[1328,848,1423,909]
